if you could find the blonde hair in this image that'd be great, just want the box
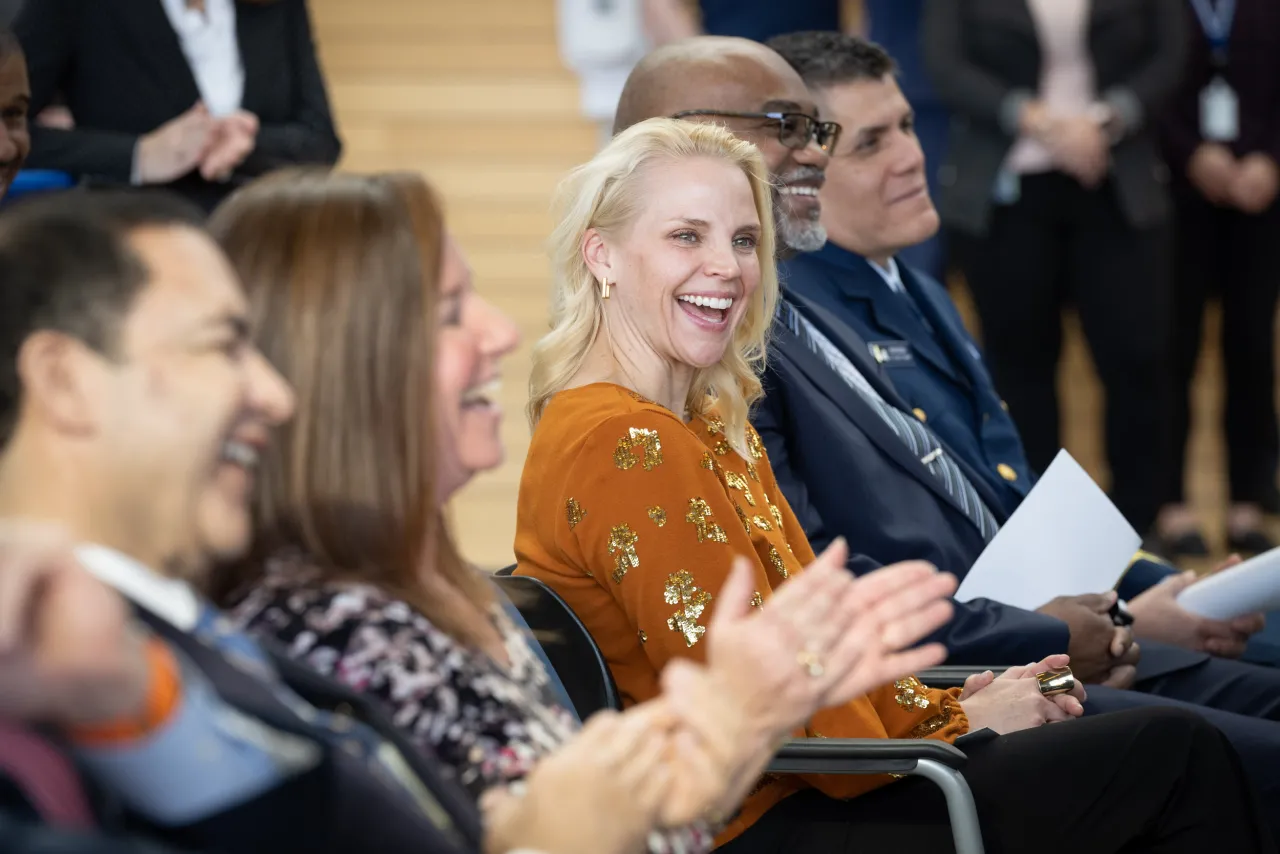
[529,117,779,455]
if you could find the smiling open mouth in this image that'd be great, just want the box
[220,440,259,469]
[676,294,734,326]
[462,377,502,411]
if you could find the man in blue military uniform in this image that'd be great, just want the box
[766,29,1280,668]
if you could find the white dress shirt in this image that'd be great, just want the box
[159,0,245,118]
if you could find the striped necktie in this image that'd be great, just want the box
[779,301,999,542]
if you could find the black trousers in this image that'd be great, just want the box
[1167,179,1280,504]
[717,707,1275,854]
[952,171,1174,534]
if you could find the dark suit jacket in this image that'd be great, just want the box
[756,290,1070,664]
[15,0,342,212]
[131,606,482,854]
[921,0,1186,235]
[757,289,1202,677]
[1159,0,1280,177]
[782,246,1034,518]
[781,247,1179,600]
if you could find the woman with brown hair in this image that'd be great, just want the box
[204,166,961,854]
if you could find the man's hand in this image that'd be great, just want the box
[0,520,149,727]
[135,103,217,185]
[481,704,675,854]
[1189,142,1239,205]
[199,111,259,182]
[1037,593,1139,686]
[1230,152,1280,214]
[1129,561,1263,658]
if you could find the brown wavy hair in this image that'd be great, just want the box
[206,168,494,647]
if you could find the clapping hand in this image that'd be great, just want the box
[482,702,678,854]
[697,540,956,742]
[0,519,149,727]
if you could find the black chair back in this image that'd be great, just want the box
[492,574,621,718]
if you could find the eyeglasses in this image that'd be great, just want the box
[670,110,843,152]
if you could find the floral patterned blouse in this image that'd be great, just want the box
[226,556,713,854]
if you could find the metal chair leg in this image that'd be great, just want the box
[911,758,985,854]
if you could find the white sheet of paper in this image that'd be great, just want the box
[954,450,1140,609]
[1177,547,1280,620]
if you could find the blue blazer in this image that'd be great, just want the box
[757,288,1199,677]
[756,290,1069,664]
[780,245,1177,601]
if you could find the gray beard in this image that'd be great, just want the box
[778,213,827,254]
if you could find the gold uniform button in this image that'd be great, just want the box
[912,407,927,422]
[997,463,1018,482]
[999,400,1010,412]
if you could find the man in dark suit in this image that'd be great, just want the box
[612,34,1280,825]
[13,0,341,212]
[0,189,661,854]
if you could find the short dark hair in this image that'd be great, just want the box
[767,31,897,89]
[0,189,206,443]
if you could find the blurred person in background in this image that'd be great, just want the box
[1155,0,1280,560]
[642,0,840,45]
[922,0,1186,542]
[557,0,651,149]
[861,0,949,282]
[14,0,341,213]
[0,28,28,200]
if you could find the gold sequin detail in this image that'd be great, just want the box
[665,570,712,647]
[565,497,585,530]
[768,546,789,579]
[746,462,760,482]
[733,502,751,534]
[699,451,716,471]
[909,712,953,739]
[705,415,725,435]
[723,471,756,506]
[769,504,784,529]
[607,523,640,584]
[749,591,763,608]
[646,506,667,527]
[747,427,765,460]
[628,390,652,404]
[894,677,932,711]
[751,515,773,532]
[713,438,732,456]
[613,427,663,471]
[638,630,648,644]
[686,498,729,544]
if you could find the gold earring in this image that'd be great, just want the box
[600,277,612,300]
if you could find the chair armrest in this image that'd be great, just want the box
[919,665,1010,688]
[767,737,967,775]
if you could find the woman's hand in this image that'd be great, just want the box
[958,654,1086,735]
[701,540,957,743]
[482,704,677,854]
[1047,115,1109,188]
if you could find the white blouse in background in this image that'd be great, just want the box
[159,0,245,118]
[1006,0,1097,174]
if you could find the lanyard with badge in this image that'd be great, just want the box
[1191,0,1239,142]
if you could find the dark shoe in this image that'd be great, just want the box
[1143,530,1210,560]
[1226,528,1276,557]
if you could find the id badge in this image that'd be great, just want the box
[1201,76,1240,142]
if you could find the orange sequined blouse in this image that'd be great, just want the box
[514,383,968,845]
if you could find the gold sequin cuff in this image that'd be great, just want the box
[909,693,969,741]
